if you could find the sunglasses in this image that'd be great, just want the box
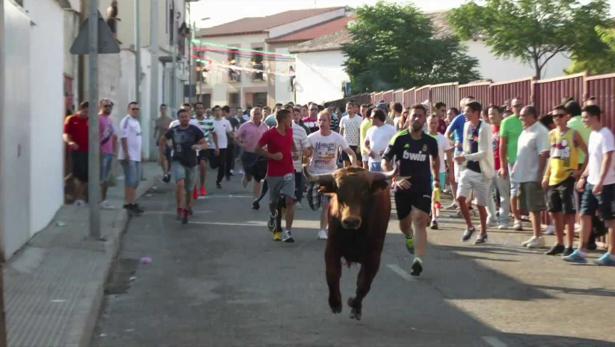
[131,108,140,111]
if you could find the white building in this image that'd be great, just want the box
[195,7,348,107]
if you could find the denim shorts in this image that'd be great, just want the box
[121,160,141,189]
[580,183,615,221]
[100,154,114,183]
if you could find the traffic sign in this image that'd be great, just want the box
[70,11,120,54]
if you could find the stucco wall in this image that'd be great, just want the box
[295,50,349,105]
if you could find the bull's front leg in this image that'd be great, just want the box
[325,244,342,314]
[348,255,381,320]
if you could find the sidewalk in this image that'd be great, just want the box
[4,162,160,347]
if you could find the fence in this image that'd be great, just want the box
[336,72,615,131]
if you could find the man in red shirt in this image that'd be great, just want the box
[255,109,297,242]
[63,101,89,206]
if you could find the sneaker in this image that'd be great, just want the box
[127,204,143,215]
[200,186,207,197]
[521,236,535,247]
[267,211,278,232]
[74,199,86,207]
[448,210,462,218]
[513,220,523,231]
[181,208,188,224]
[162,173,171,183]
[282,230,295,243]
[461,226,476,242]
[430,220,439,230]
[410,258,423,276]
[192,186,199,200]
[525,236,545,249]
[216,182,222,189]
[405,237,414,255]
[317,229,328,240]
[498,222,510,230]
[544,225,555,235]
[562,247,574,257]
[594,253,615,266]
[100,200,115,209]
[474,233,488,244]
[563,249,587,263]
[252,200,260,210]
[545,244,565,255]
[273,230,282,241]
[445,202,458,210]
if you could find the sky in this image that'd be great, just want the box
[190,0,615,28]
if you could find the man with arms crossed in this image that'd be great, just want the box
[383,104,439,276]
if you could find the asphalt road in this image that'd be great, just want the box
[91,171,615,347]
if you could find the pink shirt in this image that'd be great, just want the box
[99,114,115,155]
[236,121,268,153]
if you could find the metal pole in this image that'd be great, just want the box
[134,0,141,104]
[88,0,101,239]
[151,0,160,160]
[170,2,177,112]
[0,0,8,344]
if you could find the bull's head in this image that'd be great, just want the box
[304,166,395,230]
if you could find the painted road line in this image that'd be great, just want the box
[386,264,416,282]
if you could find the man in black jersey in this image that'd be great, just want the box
[161,109,207,224]
[383,104,439,276]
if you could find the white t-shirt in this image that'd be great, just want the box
[213,118,232,149]
[431,132,451,173]
[118,115,142,162]
[365,124,396,166]
[339,114,363,146]
[307,131,349,174]
[587,127,615,185]
[511,121,550,183]
[292,123,309,172]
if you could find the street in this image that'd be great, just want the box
[91,174,615,347]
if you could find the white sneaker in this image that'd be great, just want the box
[498,222,510,230]
[513,220,523,231]
[295,202,303,210]
[317,229,328,240]
[281,230,295,243]
[521,236,536,247]
[525,236,545,249]
[544,225,555,235]
[100,200,115,209]
[74,199,86,207]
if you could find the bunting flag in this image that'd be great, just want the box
[191,39,295,58]
[192,46,295,62]
[194,57,295,77]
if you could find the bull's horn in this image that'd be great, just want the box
[303,165,334,184]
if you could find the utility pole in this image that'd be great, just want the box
[134,0,141,104]
[188,3,194,104]
[88,0,101,239]
[170,2,177,112]
[151,0,160,128]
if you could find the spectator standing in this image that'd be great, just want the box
[542,105,587,256]
[499,98,525,230]
[564,105,615,265]
[63,101,90,206]
[99,99,117,209]
[511,106,550,248]
[488,106,510,229]
[455,101,494,244]
[426,114,452,229]
[434,102,448,134]
[118,102,144,215]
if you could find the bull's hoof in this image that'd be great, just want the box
[347,297,362,320]
[329,297,342,314]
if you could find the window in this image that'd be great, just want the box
[228,93,240,108]
[252,48,264,81]
[228,48,241,82]
[253,93,267,107]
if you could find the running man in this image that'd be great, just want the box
[255,109,297,242]
[162,109,207,224]
[194,102,218,197]
[306,110,357,240]
[383,104,439,276]
[236,106,268,204]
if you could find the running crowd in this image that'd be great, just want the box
[63,95,615,276]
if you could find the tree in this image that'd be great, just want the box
[342,2,480,93]
[566,26,615,75]
[449,0,611,79]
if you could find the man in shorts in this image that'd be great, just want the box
[564,105,615,265]
[383,104,439,276]
[153,103,172,182]
[99,99,117,209]
[511,106,550,248]
[194,102,218,197]
[162,108,207,224]
[63,101,90,206]
[118,102,144,215]
[255,109,297,242]
[236,106,268,204]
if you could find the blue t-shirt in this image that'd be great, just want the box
[447,113,466,154]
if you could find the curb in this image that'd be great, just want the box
[70,175,157,347]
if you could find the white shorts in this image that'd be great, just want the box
[458,169,491,207]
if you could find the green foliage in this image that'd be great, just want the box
[342,1,480,92]
[567,26,615,75]
[449,0,611,79]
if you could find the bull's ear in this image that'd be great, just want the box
[318,177,337,193]
[369,173,390,193]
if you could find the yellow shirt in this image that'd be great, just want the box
[359,118,374,156]
[547,128,579,186]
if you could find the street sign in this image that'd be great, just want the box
[70,11,120,55]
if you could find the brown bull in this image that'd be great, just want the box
[305,166,392,320]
